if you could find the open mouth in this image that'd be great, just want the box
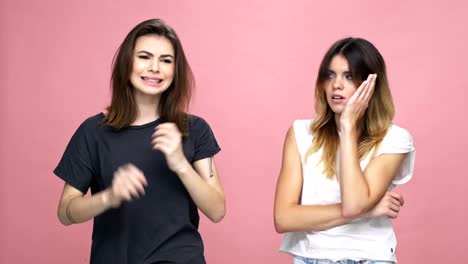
[141,77,162,84]
[332,95,345,99]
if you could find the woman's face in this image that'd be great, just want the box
[324,54,358,114]
[130,34,175,100]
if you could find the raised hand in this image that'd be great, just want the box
[107,164,147,208]
[151,123,189,174]
[340,74,377,128]
[366,191,404,219]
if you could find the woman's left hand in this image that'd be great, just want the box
[151,123,189,174]
[365,191,404,219]
[340,74,377,129]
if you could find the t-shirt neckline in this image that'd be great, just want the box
[99,112,161,130]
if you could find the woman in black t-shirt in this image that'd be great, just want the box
[55,19,225,264]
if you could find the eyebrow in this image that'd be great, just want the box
[137,50,174,58]
[327,69,352,74]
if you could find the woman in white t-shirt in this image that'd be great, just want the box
[274,38,415,264]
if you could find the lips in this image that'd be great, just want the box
[141,76,162,84]
[330,94,346,104]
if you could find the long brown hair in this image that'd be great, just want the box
[308,38,395,178]
[102,18,193,134]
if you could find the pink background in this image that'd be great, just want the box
[2,0,467,263]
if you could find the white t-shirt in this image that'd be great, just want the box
[279,119,416,262]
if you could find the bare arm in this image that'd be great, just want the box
[339,129,406,217]
[274,126,358,233]
[152,123,225,223]
[175,157,226,223]
[57,164,147,225]
[273,126,405,233]
[339,74,407,217]
[57,184,114,225]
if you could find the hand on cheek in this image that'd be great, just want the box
[340,74,377,128]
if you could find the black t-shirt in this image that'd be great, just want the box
[54,113,220,264]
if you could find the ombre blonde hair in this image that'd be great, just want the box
[307,38,395,179]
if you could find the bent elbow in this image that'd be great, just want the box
[274,221,286,234]
[210,211,225,223]
[57,211,72,226]
[59,219,73,226]
[208,204,226,223]
[341,204,364,219]
[341,210,359,219]
[274,212,289,234]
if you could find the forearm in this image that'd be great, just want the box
[58,189,113,225]
[339,126,371,217]
[175,160,225,223]
[275,203,359,233]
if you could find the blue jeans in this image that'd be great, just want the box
[293,256,394,264]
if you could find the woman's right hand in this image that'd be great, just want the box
[366,191,404,219]
[106,164,148,208]
[339,74,376,130]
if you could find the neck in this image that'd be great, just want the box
[132,92,161,125]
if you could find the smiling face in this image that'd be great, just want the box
[324,54,359,115]
[129,34,175,101]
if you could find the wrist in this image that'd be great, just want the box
[173,159,191,176]
[102,189,121,208]
[339,121,357,133]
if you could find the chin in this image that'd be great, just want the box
[139,86,169,95]
[327,104,339,113]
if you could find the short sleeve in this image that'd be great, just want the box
[53,120,96,194]
[190,116,221,162]
[376,125,416,185]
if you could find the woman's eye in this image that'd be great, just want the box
[327,72,335,79]
[161,59,173,63]
[138,55,150,60]
[345,74,353,80]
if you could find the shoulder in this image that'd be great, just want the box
[292,119,312,131]
[185,114,220,157]
[73,113,106,138]
[378,124,414,155]
[379,124,416,185]
[81,113,105,127]
[290,119,313,156]
[292,119,313,140]
[58,113,105,160]
[187,114,210,128]
[383,124,413,145]
[186,114,216,138]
